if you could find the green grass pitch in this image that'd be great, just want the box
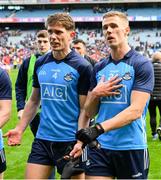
[2,69,161,179]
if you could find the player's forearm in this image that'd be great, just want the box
[84,91,100,118]
[0,110,11,128]
[78,109,90,130]
[101,91,150,132]
[15,88,26,111]
[101,104,144,132]
[0,100,12,128]
[16,99,40,133]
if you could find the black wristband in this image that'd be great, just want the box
[95,123,104,135]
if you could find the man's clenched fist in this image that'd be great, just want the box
[76,123,104,145]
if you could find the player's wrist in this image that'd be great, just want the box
[91,89,101,99]
[15,125,25,134]
[95,123,105,135]
[76,140,84,147]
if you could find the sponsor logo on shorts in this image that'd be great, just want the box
[86,159,90,166]
[132,172,142,178]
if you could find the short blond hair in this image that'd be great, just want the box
[103,11,129,26]
[45,12,75,31]
[152,51,161,62]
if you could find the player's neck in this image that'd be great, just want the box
[111,44,131,61]
[52,49,71,60]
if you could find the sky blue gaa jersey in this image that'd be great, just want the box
[33,50,92,142]
[90,49,154,150]
[0,68,12,150]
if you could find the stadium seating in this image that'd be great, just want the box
[1,7,161,19]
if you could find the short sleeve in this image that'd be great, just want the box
[0,69,12,100]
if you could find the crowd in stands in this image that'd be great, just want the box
[0,28,161,71]
[92,5,126,14]
[2,5,159,18]
[0,30,37,71]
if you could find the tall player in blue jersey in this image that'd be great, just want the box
[4,13,93,179]
[74,11,154,179]
[0,67,12,179]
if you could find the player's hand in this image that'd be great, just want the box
[93,75,123,98]
[76,123,104,146]
[3,128,22,146]
[69,141,83,158]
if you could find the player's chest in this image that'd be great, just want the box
[96,62,135,87]
[37,63,79,86]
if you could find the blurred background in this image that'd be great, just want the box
[1,0,161,65]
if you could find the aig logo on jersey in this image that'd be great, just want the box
[64,72,73,82]
[101,85,127,104]
[41,83,67,101]
[122,72,132,80]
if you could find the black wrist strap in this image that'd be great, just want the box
[95,123,104,134]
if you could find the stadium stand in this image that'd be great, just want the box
[0,0,161,64]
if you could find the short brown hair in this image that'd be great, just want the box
[45,13,75,31]
[36,30,49,38]
[73,39,86,47]
[103,11,129,26]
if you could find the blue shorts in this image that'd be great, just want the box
[0,148,6,173]
[28,138,81,174]
[85,147,149,179]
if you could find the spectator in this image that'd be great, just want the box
[15,30,50,137]
[72,39,96,66]
[148,51,161,140]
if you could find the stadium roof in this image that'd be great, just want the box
[0,0,161,5]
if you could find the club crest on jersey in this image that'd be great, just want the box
[122,72,131,80]
[64,73,73,82]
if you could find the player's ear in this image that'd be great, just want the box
[125,26,130,36]
[70,31,76,38]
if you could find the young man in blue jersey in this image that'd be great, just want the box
[0,67,12,179]
[72,11,154,179]
[4,13,93,179]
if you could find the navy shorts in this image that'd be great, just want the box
[85,147,149,179]
[28,138,81,174]
[0,148,6,173]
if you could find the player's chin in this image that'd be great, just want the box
[40,50,47,54]
[108,43,117,49]
[51,47,61,51]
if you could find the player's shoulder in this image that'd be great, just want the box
[0,67,8,78]
[0,67,11,85]
[93,57,109,73]
[129,49,151,65]
[66,50,93,74]
[20,56,30,68]
[70,50,91,67]
[35,51,52,68]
